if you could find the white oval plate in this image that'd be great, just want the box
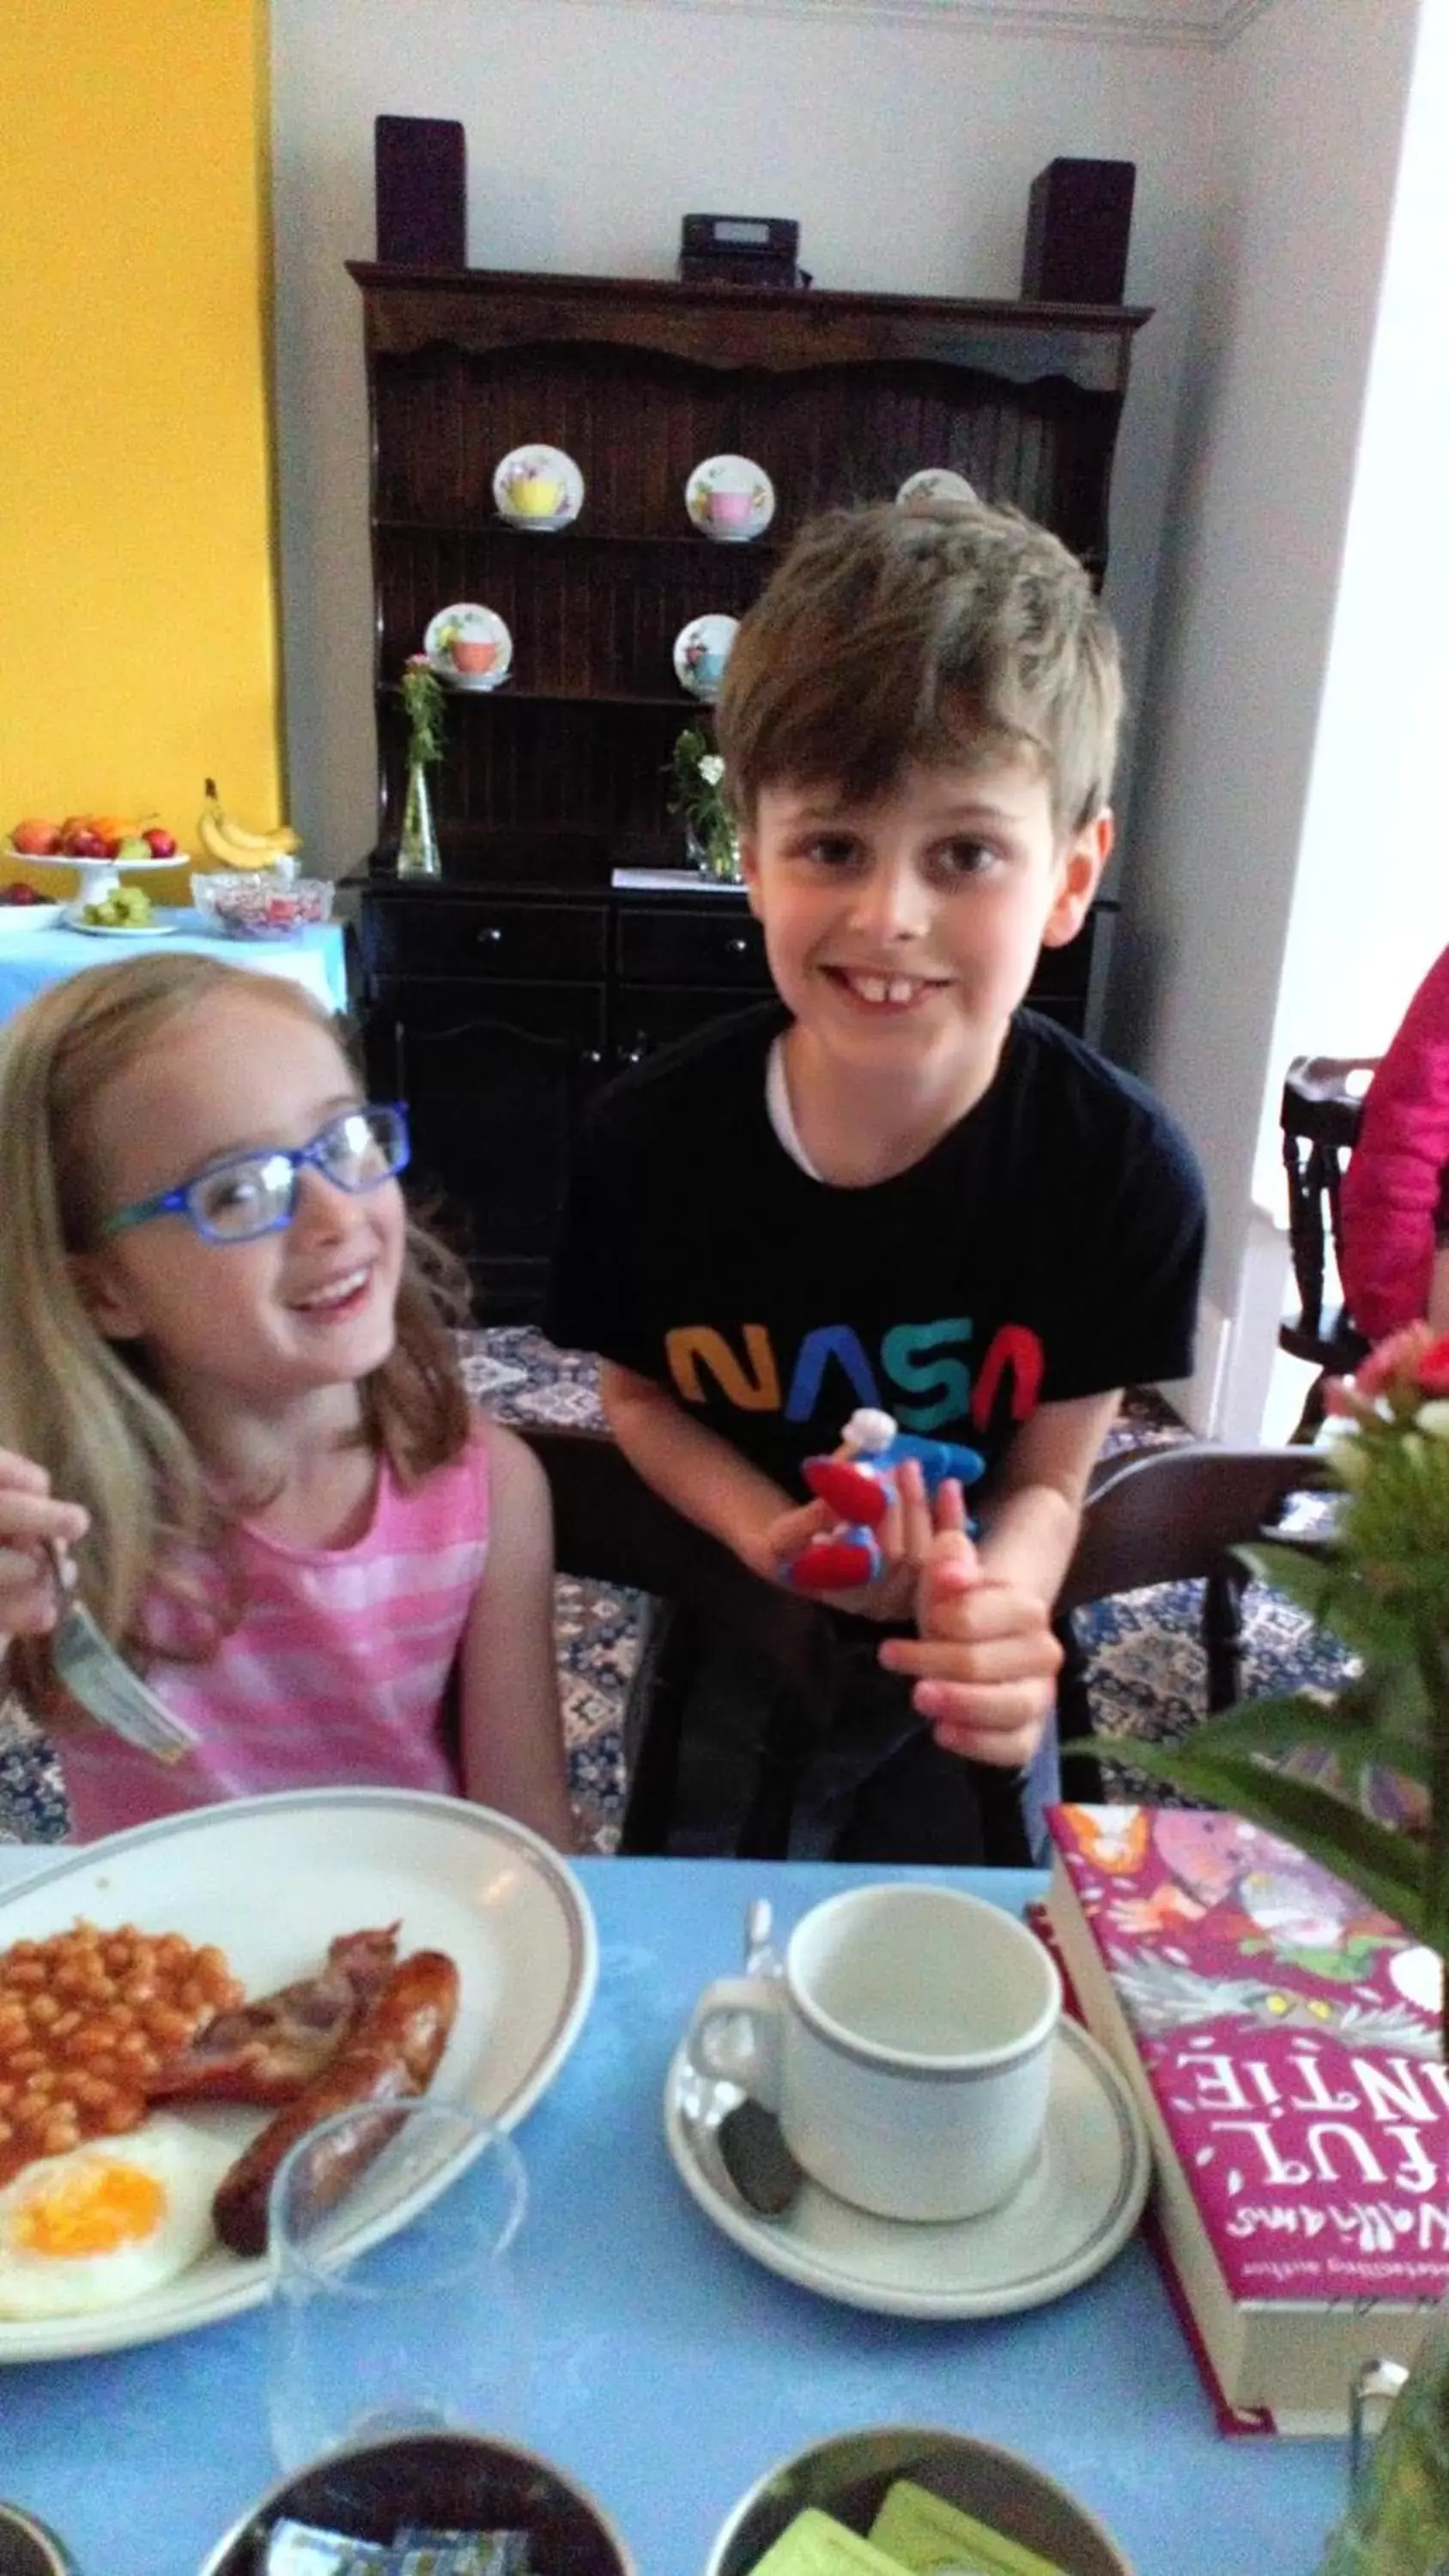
[493,443,584,532]
[65,914,175,938]
[664,2018,1149,2319]
[673,613,740,703]
[0,1789,597,2360]
[422,602,514,692]
[0,901,64,937]
[685,453,775,544]
[896,468,979,508]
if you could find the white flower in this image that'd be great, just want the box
[699,754,725,786]
[1416,1400,1449,1440]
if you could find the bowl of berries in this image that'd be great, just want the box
[0,885,64,937]
[191,872,334,942]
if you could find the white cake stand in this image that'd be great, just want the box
[58,851,187,908]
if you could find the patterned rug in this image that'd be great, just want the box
[0,1334,1355,1853]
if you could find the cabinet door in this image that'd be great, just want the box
[366,980,605,1316]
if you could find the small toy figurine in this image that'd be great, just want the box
[785,1406,985,1595]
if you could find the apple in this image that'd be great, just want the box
[64,829,108,859]
[3,884,41,906]
[142,827,178,858]
[9,818,62,857]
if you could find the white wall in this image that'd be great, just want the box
[1106,0,1425,1434]
[270,0,1216,869]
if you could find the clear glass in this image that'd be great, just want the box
[1316,2323,1449,2573]
[397,757,441,878]
[685,817,743,884]
[265,2099,528,2473]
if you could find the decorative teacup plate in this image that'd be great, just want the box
[896,467,979,508]
[686,454,775,544]
[673,614,740,703]
[493,444,584,532]
[424,603,514,692]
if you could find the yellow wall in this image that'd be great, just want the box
[0,0,282,896]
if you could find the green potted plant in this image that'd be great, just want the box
[666,726,741,883]
[1089,1323,1449,2571]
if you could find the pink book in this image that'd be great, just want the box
[1045,1803,1447,2435]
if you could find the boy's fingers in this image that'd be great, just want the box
[931,1475,969,1536]
[894,1458,933,1566]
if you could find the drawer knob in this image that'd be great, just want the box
[476,925,505,946]
[725,934,749,956]
[579,1048,603,1069]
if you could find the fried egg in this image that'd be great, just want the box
[0,2117,234,2318]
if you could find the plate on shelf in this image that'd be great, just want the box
[0,900,64,937]
[685,453,775,544]
[423,602,514,692]
[493,444,584,532]
[673,613,740,703]
[896,467,979,509]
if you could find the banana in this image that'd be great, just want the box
[198,778,301,869]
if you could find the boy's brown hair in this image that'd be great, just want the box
[715,496,1123,835]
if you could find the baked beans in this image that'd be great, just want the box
[0,1923,241,2187]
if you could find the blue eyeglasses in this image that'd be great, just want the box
[98,1104,411,1246]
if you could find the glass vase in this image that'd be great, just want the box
[1316,2333,1449,2573]
[397,757,440,878]
[685,817,743,884]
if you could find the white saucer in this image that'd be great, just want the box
[664,2020,1149,2319]
[897,468,979,509]
[423,602,514,691]
[685,453,775,544]
[493,443,584,532]
[673,613,740,703]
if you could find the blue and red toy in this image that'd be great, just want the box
[785,1406,985,1595]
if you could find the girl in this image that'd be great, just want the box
[0,952,574,1850]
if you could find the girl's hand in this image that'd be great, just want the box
[877,1517,1063,1767]
[762,1457,940,1623]
[0,1450,88,1660]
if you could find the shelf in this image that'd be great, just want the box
[374,518,782,555]
[379,682,713,711]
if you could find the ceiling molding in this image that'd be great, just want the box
[555,0,1282,46]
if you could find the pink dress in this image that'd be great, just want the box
[1340,947,1449,1342]
[60,1428,491,1843]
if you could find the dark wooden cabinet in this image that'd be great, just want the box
[347,265,1147,1316]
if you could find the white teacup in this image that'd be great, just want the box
[688,1883,1060,2222]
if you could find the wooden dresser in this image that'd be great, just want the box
[345,265,1148,1316]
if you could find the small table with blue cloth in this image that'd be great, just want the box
[0,1854,1349,2576]
[0,908,349,1024]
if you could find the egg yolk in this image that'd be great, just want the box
[14,2161,167,2258]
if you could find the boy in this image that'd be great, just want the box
[546,498,1204,1862]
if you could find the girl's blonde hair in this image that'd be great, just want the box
[0,954,472,1686]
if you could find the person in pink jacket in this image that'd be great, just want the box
[1339,946,1449,1342]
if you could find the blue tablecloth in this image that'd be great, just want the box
[0,1859,1345,2576]
[0,908,349,1022]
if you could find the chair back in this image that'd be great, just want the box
[1059,1439,1331,1618]
[1278,1054,1377,1367]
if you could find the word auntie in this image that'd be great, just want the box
[664,1315,1045,1433]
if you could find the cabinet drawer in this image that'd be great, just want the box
[364,898,608,983]
[614,905,769,988]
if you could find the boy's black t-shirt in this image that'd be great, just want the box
[545,1000,1206,1500]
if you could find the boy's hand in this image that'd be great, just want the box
[877,1514,1063,1767]
[762,1456,941,1623]
[0,1449,88,1660]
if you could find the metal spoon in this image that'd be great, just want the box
[715,1895,803,2217]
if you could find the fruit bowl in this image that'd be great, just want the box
[191,872,333,941]
[0,896,64,938]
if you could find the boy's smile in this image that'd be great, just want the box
[739,756,1111,1169]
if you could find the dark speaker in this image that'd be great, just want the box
[1021,158,1136,305]
[375,115,466,267]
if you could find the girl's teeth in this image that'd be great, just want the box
[300,1271,367,1311]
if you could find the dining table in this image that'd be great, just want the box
[0,908,349,1024]
[0,1855,1350,2576]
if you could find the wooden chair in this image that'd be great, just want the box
[519,1423,1332,1852]
[1279,1054,1378,1437]
[1054,1439,1332,1793]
